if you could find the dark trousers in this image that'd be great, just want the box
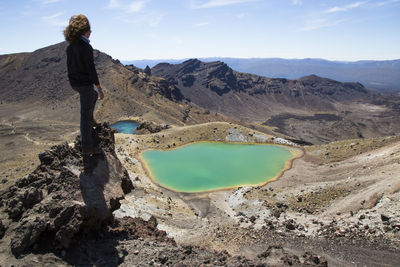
[72,85,98,154]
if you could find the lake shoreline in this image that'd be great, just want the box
[139,141,304,194]
[112,121,400,267]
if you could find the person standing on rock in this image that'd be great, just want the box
[64,14,104,158]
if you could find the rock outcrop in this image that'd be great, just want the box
[0,124,133,256]
[135,121,169,134]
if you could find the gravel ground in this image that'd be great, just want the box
[110,123,400,266]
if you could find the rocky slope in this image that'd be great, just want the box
[0,43,228,185]
[152,59,368,113]
[111,122,399,266]
[1,122,398,266]
[152,59,400,144]
[0,124,332,266]
[0,124,134,256]
[0,43,217,125]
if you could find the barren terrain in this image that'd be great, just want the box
[1,43,399,266]
[111,122,400,266]
[0,118,399,266]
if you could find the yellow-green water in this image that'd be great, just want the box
[141,142,296,193]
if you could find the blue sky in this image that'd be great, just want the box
[0,0,399,61]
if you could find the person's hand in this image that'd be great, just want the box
[98,90,104,100]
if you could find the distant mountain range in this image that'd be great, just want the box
[2,44,400,144]
[152,59,400,144]
[124,58,400,91]
[152,59,369,116]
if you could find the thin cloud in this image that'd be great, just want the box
[138,11,164,26]
[291,0,302,5]
[127,1,146,13]
[118,11,164,27]
[147,33,160,39]
[108,0,120,8]
[195,22,210,27]
[301,17,347,31]
[40,0,63,4]
[42,12,68,27]
[300,1,367,32]
[107,0,147,13]
[21,5,39,16]
[236,13,247,18]
[374,0,400,7]
[324,1,367,13]
[171,36,184,45]
[190,0,257,9]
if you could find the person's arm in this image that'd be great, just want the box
[84,44,104,99]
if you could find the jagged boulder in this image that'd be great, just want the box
[0,124,133,256]
[135,121,169,134]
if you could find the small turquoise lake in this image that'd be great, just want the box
[111,121,139,134]
[141,142,298,193]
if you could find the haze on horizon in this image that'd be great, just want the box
[0,0,399,61]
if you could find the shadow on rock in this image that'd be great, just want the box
[80,152,112,227]
[64,216,176,267]
[0,124,134,262]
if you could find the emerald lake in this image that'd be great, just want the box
[111,120,139,134]
[141,142,298,193]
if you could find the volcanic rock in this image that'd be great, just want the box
[0,124,133,256]
[381,214,390,222]
[302,251,328,266]
[285,220,296,231]
[135,121,169,134]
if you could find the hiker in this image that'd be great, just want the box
[64,14,104,156]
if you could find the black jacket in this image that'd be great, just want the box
[66,38,100,87]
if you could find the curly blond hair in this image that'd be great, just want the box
[63,14,91,43]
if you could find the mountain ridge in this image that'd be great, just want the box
[2,43,400,145]
[152,59,400,144]
[152,58,370,113]
[125,57,400,91]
